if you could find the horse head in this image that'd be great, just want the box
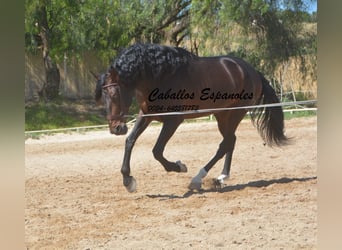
[93,68,133,135]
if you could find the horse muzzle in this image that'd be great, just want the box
[109,122,128,135]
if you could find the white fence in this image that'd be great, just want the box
[25,105,316,137]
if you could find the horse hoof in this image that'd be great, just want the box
[188,180,202,191]
[176,160,187,172]
[125,177,137,193]
[213,179,225,189]
[213,174,229,189]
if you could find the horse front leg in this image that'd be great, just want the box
[152,117,187,173]
[121,115,151,192]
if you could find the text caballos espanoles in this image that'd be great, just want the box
[148,87,253,103]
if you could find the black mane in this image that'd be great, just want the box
[112,43,197,85]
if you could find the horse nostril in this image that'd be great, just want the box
[122,124,128,134]
[114,126,120,134]
[109,123,128,135]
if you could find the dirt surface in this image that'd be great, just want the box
[25,116,317,249]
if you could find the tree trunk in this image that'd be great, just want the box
[156,0,190,46]
[164,20,189,46]
[40,53,60,101]
[37,3,60,101]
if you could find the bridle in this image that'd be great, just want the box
[102,82,126,121]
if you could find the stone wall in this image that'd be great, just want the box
[25,52,107,102]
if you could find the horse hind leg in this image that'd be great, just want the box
[188,111,243,190]
[214,139,235,189]
[188,135,235,190]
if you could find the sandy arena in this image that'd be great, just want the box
[25,116,317,249]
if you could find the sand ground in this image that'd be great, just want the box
[25,116,317,249]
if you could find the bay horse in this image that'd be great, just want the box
[95,43,288,193]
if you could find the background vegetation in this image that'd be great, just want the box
[25,0,317,131]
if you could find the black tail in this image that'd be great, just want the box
[251,73,289,146]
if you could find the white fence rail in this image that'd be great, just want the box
[25,106,317,136]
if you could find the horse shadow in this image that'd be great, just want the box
[146,176,317,200]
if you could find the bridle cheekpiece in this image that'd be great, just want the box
[102,82,126,121]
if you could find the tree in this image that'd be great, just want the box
[189,0,316,78]
[189,0,229,55]
[120,0,191,46]
[25,0,61,100]
[25,0,128,101]
[154,0,191,46]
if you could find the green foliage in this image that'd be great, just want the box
[25,101,104,131]
[188,0,317,79]
[25,0,130,63]
[283,110,316,120]
[25,0,192,63]
[25,0,316,68]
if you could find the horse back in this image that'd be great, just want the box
[180,56,263,101]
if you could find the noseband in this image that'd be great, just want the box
[102,82,126,121]
[102,83,119,89]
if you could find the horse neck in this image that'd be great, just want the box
[134,79,156,97]
[133,79,159,108]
